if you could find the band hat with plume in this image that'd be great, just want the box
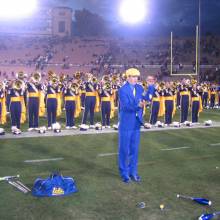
[125,68,140,77]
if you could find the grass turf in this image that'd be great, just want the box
[1,127,220,220]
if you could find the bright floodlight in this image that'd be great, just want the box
[0,0,37,19]
[119,0,147,25]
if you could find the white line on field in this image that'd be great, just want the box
[210,143,220,146]
[24,158,64,163]
[98,153,118,157]
[161,146,191,151]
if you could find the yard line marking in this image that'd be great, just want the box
[98,153,118,157]
[210,143,220,146]
[161,146,191,151]
[24,158,64,163]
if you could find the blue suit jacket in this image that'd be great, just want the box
[119,82,144,131]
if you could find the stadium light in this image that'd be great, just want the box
[0,0,37,20]
[119,0,147,25]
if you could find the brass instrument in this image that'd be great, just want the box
[70,82,79,93]
[13,79,24,90]
[142,80,147,88]
[32,72,41,83]
[112,74,118,83]
[16,71,27,80]
[92,76,97,83]
[103,81,111,90]
[51,76,59,88]
[158,81,165,90]
[121,72,127,81]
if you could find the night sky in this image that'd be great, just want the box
[41,0,220,34]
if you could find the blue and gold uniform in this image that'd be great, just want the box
[191,86,203,123]
[149,85,163,125]
[99,82,114,127]
[81,76,99,126]
[27,82,44,129]
[163,86,176,125]
[179,84,190,123]
[209,86,217,108]
[63,83,81,128]
[46,84,59,128]
[202,84,209,108]
[8,80,26,129]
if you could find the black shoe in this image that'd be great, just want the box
[122,176,131,184]
[130,175,141,183]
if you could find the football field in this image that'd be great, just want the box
[0,122,220,219]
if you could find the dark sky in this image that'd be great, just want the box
[40,0,220,34]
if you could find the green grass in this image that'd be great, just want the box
[1,127,220,220]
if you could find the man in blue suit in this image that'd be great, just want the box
[118,68,146,183]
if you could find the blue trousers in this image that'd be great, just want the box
[202,92,208,107]
[81,93,85,107]
[210,95,215,108]
[101,101,111,126]
[118,129,140,179]
[82,96,96,125]
[180,95,189,123]
[150,101,159,124]
[192,101,199,123]
[165,100,173,124]
[10,102,21,128]
[65,101,75,127]
[47,99,57,127]
[28,98,39,128]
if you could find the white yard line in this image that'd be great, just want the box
[98,153,118,157]
[210,143,220,146]
[161,146,191,151]
[24,158,64,163]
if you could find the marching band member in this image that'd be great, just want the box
[149,82,164,125]
[81,74,99,128]
[46,77,60,129]
[163,82,176,125]
[202,83,209,108]
[8,79,26,133]
[63,80,81,129]
[209,83,217,109]
[99,77,114,128]
[191,83,203,123]
[179,79,191,123]
[27,72,44,131]
[0,81,7,125]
